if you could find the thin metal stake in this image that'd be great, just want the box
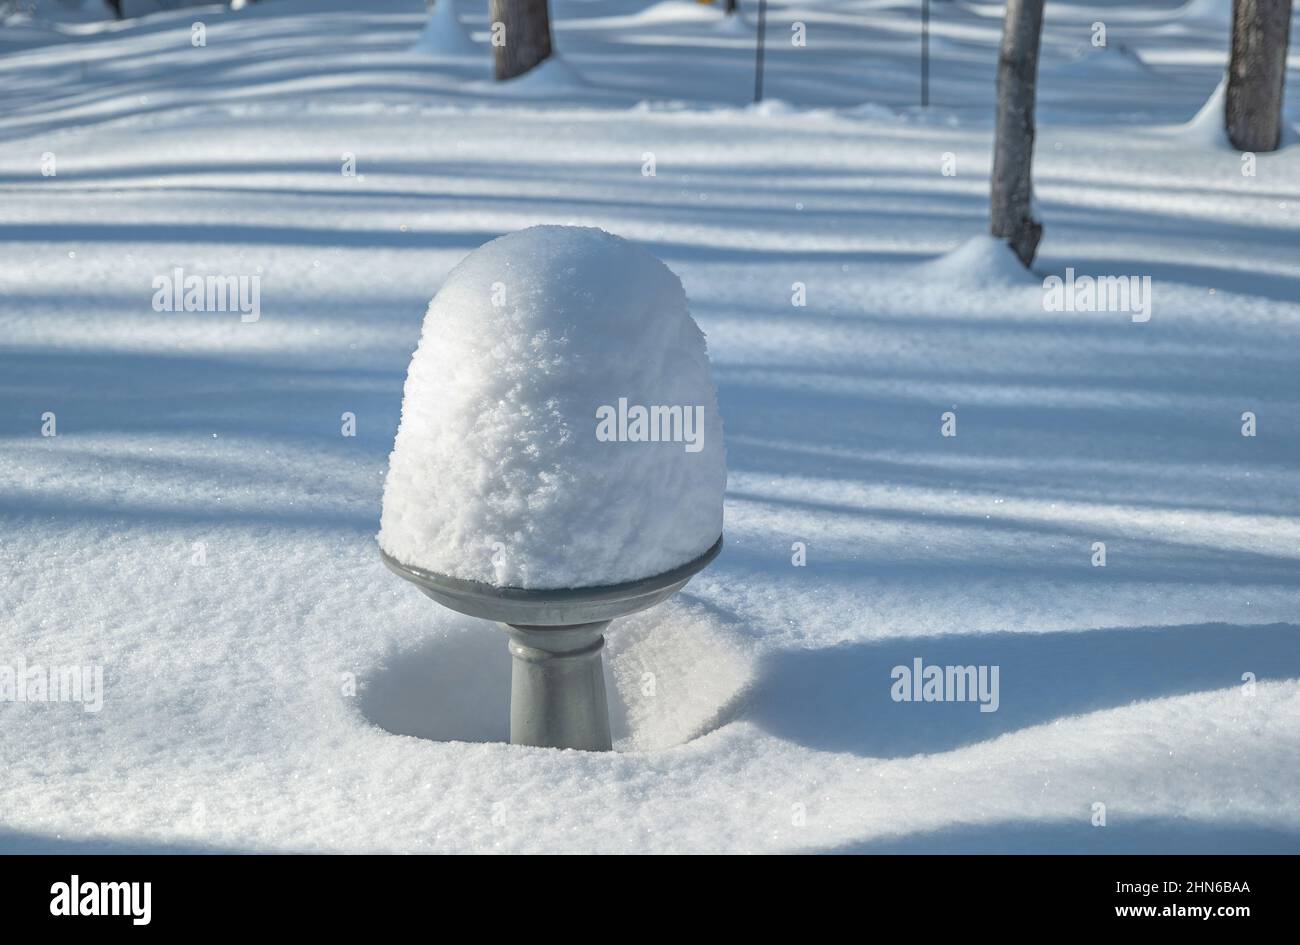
[921,0,930,108]
[754,0,768,104]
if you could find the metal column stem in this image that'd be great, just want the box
[503,622,612,751]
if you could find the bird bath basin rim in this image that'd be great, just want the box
[380,534,723,627]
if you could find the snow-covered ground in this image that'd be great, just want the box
[1,0,1298,853]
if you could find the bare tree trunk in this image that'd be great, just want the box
[990,0,1045,268]
[1226,0,1293,152]
[490,0,554,81]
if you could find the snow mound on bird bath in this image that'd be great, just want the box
[379,226,726,590]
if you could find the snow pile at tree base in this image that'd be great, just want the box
[715,12,751,35]
[1178,76,1232,149]
[492,56,587,95]
[410,1,478,58]
[920,234,1039,285]
[379,226,726,590]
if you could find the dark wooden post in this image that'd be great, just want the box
[490,0,554,81]
[1226,0,1294,152]
[990,0,1045,268]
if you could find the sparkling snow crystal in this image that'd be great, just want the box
[379,226,726,589]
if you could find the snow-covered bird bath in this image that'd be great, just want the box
[379,226,727,750]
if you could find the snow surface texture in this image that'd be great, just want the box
[379,225,726,589]
[1,0,1299,853]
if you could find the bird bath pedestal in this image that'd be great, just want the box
[382,536,722,752]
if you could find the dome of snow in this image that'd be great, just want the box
[379,226,726,590]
